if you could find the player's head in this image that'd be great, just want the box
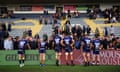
[43,37,46,41]
[65,32,71,36]
[85,33,88,38]
[95,35,99,39]
[116,37,120,42]
[24,36,30,40]
[8,36,12,40]
[29,37,33,41]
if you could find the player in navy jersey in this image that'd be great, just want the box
[61,33,74,66]
[92,36,101,65]
[81,34,92,66]
[38,38,48,66]
[52,34,62,66]
[18,37,31,67]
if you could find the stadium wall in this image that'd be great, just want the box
[1,3,119,14]
[0,50,120,65]
[99,3,120,11]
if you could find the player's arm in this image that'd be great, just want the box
[51,41,55,49]
[100,41,103,50]
[37,39,41,50]
[81,41,84,52]
[71,39,75,49]
[27,43,31,50]
[90,41,93,50]
[46,42,49,50]
[61,39,65,47]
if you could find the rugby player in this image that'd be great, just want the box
[81,34,92,66]
[52,34,62,66]
[18,36,31,67]
[61,32,74,66]
[92,36,101,65]
[38,38,48,66]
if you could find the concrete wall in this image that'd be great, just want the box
[100,3,119,11]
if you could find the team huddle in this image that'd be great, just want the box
[18,32,101,67]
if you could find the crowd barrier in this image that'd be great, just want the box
[0,50,120,65]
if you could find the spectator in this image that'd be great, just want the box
[34,33,40,40]
[109,25,114,36]
[4,36,13,50]
[108,41,114,50]
[4,31,9,38]
[95,27,100,37]
[48,35,54,50]
[67,9,71,18]
[65,20,71,33]
[44,9,48,15]
[103,27,108,36]
[53,18,57,25]
[43,33,48,42]
[1,23,6,31]
[22,29,28,38]
[28,37,36,49]
[54,24,59,35]
[0,26,4,50]
[44,18,48,25]
[13,36,19,50]
[115,37,120,50]
[8,22,12,31]
[39,16,43,24]
[86,25,91,36]
[82,25,86,35]
[111,16,118,23]
[49,16,53,24]
[101,36,109,50]
[28,28,32,37]
[72,25,82,39]
[87,8,92,15]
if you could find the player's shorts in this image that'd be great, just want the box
[75,46,80,50]
[39,50,46,53]
[83,48,90,53]
[93,50,100,54]
[54,47,62,52]
[65,46,72,53]
[18,50,25,54]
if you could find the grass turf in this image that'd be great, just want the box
[0,65,120,72]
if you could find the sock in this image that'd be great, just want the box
[22,60,24,64]
[19,60,22,64]
[84,62,87,66]
[87,62,90,66]
[66,61,69,65]
[71,60,73,64]
[56,60,58,64]
[56,60,59,66]
[71,60,74,66]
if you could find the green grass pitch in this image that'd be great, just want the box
[0,65,120,72]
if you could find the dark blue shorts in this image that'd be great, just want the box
[39,50,46,53]
[18,51,25,54]
[75,47,80,50]
[93,50,100,54]
[65,47,72,53]
[54,47,62,52]
[83,49,90,53]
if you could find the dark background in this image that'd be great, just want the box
[0,0,120,4]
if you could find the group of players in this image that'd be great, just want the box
[18,32,101,67]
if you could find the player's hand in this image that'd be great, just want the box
[70,44,73,47]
